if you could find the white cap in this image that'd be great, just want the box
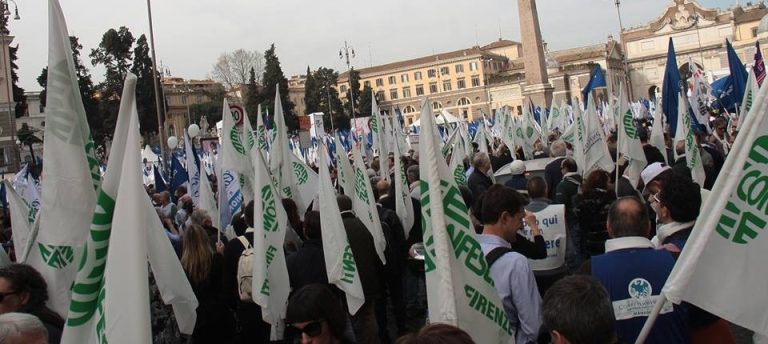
[640,162,670,193]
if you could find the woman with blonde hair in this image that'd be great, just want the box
[181,224,233,343]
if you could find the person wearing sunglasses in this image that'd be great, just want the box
[0,264,63,344]
[285,284,354,344]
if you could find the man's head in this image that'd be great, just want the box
[675,140,686,156]
[480,185,528,242]
[560,158,577,174]
[527,176,548,200]
[376,179,390,199]
[0,264,49,316]
[159,191,171,206]
[337,195,353,212]
[637,126,650,143]
[0,313,48,344]
[174,185,187,199]
[543,275,616,344]
[640,162,672,195]
[550,140,567,158]
[303,211,322,240]
[243,200,254,227]
[406,165,420,184]
[655,173,701,224]
[189,209,213,227]
[607,197,650,238]
[472,152,491,173]
[713,117,727,137]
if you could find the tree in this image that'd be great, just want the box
[312,67,345,131]
[303,66,320,115]
[9,45,26,118]
[258,44,296,131]
[211,49,263,91]
[37,36,105,142]
[131,34,162,143]
[189,88,226,127]
[90,27,135,100]
[357,85,374,118]
[346,67,362,116]
[90,27,135,140]
[244,67,260,123]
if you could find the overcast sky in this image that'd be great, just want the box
[13,0,737,92]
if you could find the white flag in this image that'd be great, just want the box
[392,130,415,239]
[737,68,758,132]
[371,94,390,181]
[317,142,366,314]
[675,95,706,186]
[185,131,201,206]
[351,145,388,264]
[198,166,220,232]
[418,98,513,343]
[583,96,615,174]
[62,74,198,343]
[251,144,290,339]
[4,180,35,260]
[618,84,648,187]
[661,72,768,336]
[334,132,355,196]
[650,98,668,164]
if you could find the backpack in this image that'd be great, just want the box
[236,235,254,302]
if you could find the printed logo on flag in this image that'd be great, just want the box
[38,244,74,269]
[623,111,638,139]
[229,125,246,155]
[292,162,309,185]
[716,135,768,244]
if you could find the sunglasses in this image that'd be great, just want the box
[288,320,323,338]
[0,291,19,303]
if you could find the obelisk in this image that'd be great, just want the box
[518,0,554,107]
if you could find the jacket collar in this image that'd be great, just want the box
[605,236,654,253]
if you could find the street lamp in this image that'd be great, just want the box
[340,41,356,119]
[1,0,19,171]
[614,0,634,100]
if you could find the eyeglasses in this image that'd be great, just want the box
[651,193,662,205]
[0,291,19,303]
[287,320,323,338]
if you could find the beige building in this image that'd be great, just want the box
[0,33,17,172]
[622,0,767,100]
[162,77,225,140]
[339,40,521,125]
[288,75,307,116]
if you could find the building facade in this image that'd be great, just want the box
[622,0,767,100]
[288,75,307,116]
[0,34,17,173]
[162,77,225,140]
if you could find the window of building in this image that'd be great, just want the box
[181,96,188,105]
[376,78,384,87]
[455,64,464,73]
[752,27,758,38]
[407,117,413,125]
[469,62,478,71]
[471,76,481,87]
[457,78,466,89]
[429,82,438,93]
[457,97,471,106]
[376,91,385,101]
[340,85,347,93]
[388,76,397,85]
[432,101,442,110]
[401,74,409,83]
[462,110,469,119]
[402,87,411,98]
[0,148,6,167]
[440,66,450,76]
[390,89,398,100]
[404,105,416,114]
[414,71,422,80]
[443,80,452,92]
[364,80,371,88]
[415,84,424,96]
[428,69,437,78]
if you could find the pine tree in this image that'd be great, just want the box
[313,67,345,131]
[357,85,374,118]
[303,66,320,115]
[346,67,361,117]
[245,67,260,123]
[259,44,296,131]
[8,45,26,118]
[90,27,135,136]
[131,34,162,143]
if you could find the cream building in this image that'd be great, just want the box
[162,77,225,140]
[288,75,307,116]
[622,0,767,100]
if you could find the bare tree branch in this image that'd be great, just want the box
[211,49,264,91]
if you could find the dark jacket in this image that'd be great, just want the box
[504,175,528,192]
[671,157,692,181]
[286,239,328,290]
[467,169,493,198]
[341,212,383,299]
[544,157,565,200]
[574,189,616,256]
[188,253,234,343]
[554,173,582,222]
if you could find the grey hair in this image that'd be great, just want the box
[471,152,490,169]
[550,140,567,157]
[189,209,211,226]
[406,165,420,182]
[0,313,48,343]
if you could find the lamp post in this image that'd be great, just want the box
[1,0,19,172]
[146,0,166,172]
[340,41,356,119]
[614,0,634,101]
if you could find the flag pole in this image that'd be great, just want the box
[635,292,669,344]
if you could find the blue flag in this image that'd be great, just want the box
[581,64,607,103]
[727,39,748,109]
[153,164,168,193]
[711,75,737,112]
[0,182,7,210]
[754,41,766,87]
[662,38,682,136]
[170,155,189,193]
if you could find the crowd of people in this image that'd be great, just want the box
[0,112,741,344]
